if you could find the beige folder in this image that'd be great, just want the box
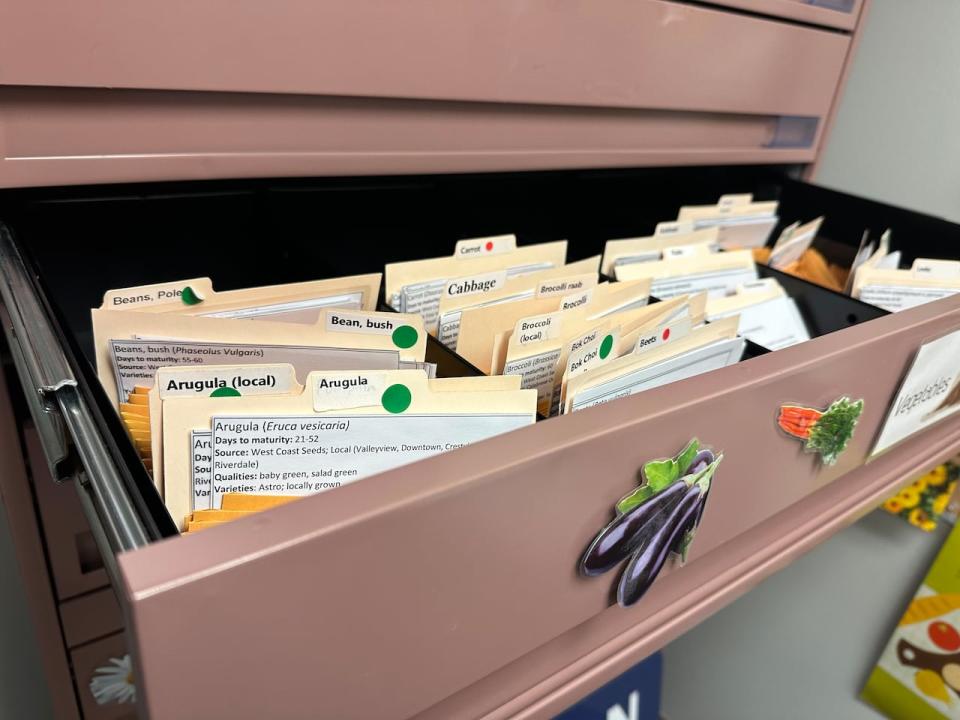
[92,307,428,407]
[161,370,536,529]
[100,274,382,323]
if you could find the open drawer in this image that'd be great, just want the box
[2,166,959,720]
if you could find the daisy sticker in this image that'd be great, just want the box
[90,654,136,705]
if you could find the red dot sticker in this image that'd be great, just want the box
[485,241,494,252]
[662,328,670,341]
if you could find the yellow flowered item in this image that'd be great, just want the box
[882,460,959,532]
[898,487,922,509]
[927,466,949,487]
[884,498,904,513]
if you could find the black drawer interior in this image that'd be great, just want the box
[1,164,950,543]
[0,165,907,353]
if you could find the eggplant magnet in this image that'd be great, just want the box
[580,438,722,608]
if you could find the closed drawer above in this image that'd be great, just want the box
[707,0,863,30]
[0,1,853,186]
[0,1,851,113]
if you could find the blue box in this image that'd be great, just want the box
[554,653,662,720]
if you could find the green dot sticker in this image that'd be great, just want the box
[599,334,614,360]
[181,286,204,306]
[391,325,418,350]
[210,387,242,397]
[381,384,412,414]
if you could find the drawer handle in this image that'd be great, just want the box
[766,116,819,150]
[806,0,856,12]
[0,223,151,560]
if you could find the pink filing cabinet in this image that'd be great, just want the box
[13,3,960,720]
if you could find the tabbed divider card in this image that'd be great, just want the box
[501,292,704,417]
[495,281,658,379]
[614,249,758,299]
[190,430,212,512]
[675,195,780,250]
[101,273,382,323]
[767,216,825,270]
[436,255,601,350]
[853,257,960,312]
[466,197,786,414]
[384,236,568,334]
[563,316,745,413]
[842,230,882,296]
[705,277,811,351]
[507,297,693,415]
[160,370,536,530]
[149,363,304,507]
[756,215,850,293]
[602,221,817,351]
[92,274,433,508]
[601,227,720,275]
[455,280,652,376]
[92,306,428,407]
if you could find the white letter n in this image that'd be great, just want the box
[606,690,639,720]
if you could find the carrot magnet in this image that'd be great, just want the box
[777,396,864,465]
[579,438,723,608]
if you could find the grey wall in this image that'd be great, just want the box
[815,0,960,223]
[663,2,960,717]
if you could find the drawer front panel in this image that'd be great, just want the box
[0,1,849,116]
[0,87,819,188]
[119,295,960,720]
